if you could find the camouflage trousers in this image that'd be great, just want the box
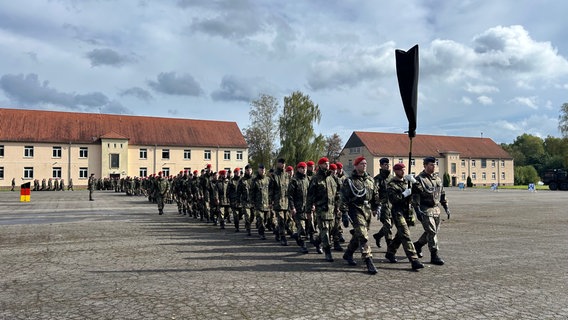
[255,210,269,236]
[387,212,418,260]
[316,217,334,250]
[416,213,441,253]
[346,211,372,260]
[275,210,295,237]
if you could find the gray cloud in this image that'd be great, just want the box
[147,72,203,96]
[211,75,259,102]
[86,48,133,67]
[0,73,130,114]
[119,87,154,102]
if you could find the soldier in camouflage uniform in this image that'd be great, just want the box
[288,162,311,253]
[372,158,393,248]
[199,165,213,222]
[412,156,449,266]
[156,172,170,215]
[270,158,291,246]
[307,157,340,262]
[213,170,231,229]
[237,165,255,236]
[328,163,344,252]
[227,168,242,232]
[340,156,380,275]
[384,163,424,270]
[250,164,271,240]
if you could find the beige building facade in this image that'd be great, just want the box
[0,108,248,189]
[339,131,514,187]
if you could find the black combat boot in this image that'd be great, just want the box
[342,250,357,266]
[220,219,225,229]
[413,241,423,258]
[411,259,424,270]
[431,252,445,265]
[365,258,378,275]
[158,209,163,215]
[280,236,288,246]
[324,248,334,262]
[247,229,252,236]
[300,241,309,254]
[338,234,346,243]
[314,239,323,254]
[333,241,344,252]
[373,232,382,248]
[385,252,398,263]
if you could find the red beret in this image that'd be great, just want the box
[297,162,307,168]
[286,165,293,172]
[206,164,212,168]
[336,162,343,169]
[353,156,366,166]
[318,157,329,165]
[306,160,315,166]
[158,171,163,175]
[193,170,198,175]
[234,168,240,172]
[393,163,405,170]
[218,170,225,175]
[329,163,337,170]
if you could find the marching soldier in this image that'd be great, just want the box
[329,163,344,252]
[270,158,291,246]
[384,163,424,270]
[156,172,169,215]
[228,168,242,232]
[213,170,231,229]
[88,174,96,201]
[412,156,449,266]
[250,164,271,240]
[340,156,380,275]
[288,162,311,253]
[237,165,255,236]
[372,158,393,248]
[307,157,340,262]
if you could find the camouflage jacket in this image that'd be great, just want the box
[287,172,309,214]
[270,168,289,211]
[412,170,447,217]
[340,170,380,219]
[307,169,339,220]
[251,173,271,211]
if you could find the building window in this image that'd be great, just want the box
[162,149,170,159]
[491,160,496,168]
[140,167,148,177]
[53,167,62,178]
[110,154,120,168]
[184,167,191,175]
[79,147,88,158]
[79,167,88,179]
[461,159,465,167]
[140,148,147,159]
[349,147,361,154]
[461,172,466,180]
[411,159,416,166]
[204,150,211,161]
[52,146,62,158]
[482,172,486,180]
[471,159,476,167]
[162,168,170,177]
[24,146,34,158]
[24,167,34,179]
[501,172,506,180]
[224,150,231,160]
[501,160,505,167]
[0,145,4,157]
[0,167,4,179]
[184,149,191,160]
[236,151,243,161]
[492,172,496,180]
[472,172,477,180]
[451,163,456,174]
[398,158,403,164]
[481,159,487,168]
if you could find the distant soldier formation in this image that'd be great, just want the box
[119,156,449,275]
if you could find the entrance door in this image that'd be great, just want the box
[451,176,457,187]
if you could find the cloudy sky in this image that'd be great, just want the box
[1,0,567,145]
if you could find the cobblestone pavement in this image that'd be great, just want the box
[1,188,567,319]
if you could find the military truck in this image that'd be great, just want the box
[542,169,568,190]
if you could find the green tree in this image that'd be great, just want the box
[243,94,280,168]
[514,165,540,185]
[543,136,568,169]
[443,172,450,187]
[278,91,325,165]
[324,133,343,162]
[559,102,568,137]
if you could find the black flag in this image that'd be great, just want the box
[395,45,419,138]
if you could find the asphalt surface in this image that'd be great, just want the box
[0,188,567,319]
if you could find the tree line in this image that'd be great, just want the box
[242,92,343,169]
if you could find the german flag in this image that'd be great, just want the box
[20,182,31,202]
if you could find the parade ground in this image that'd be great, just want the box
[1,188,567,320]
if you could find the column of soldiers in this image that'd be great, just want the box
[134,155,449,275]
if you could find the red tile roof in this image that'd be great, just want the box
[346,131,512,159]
[0,108,247,148]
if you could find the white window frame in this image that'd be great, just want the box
[52,146,62,158]
[224,150,231,160]
[139,148,147,159]
[204,150,212,161]
[79,147,89,158]
[24,167,34,179]
[236,151,243,161]
[184,149,191,160]
[24,146,34,158]
[53,167,62,178]
[79,167,88,179]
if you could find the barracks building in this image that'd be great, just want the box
[0,108,248,189]
[339,131,514,187]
